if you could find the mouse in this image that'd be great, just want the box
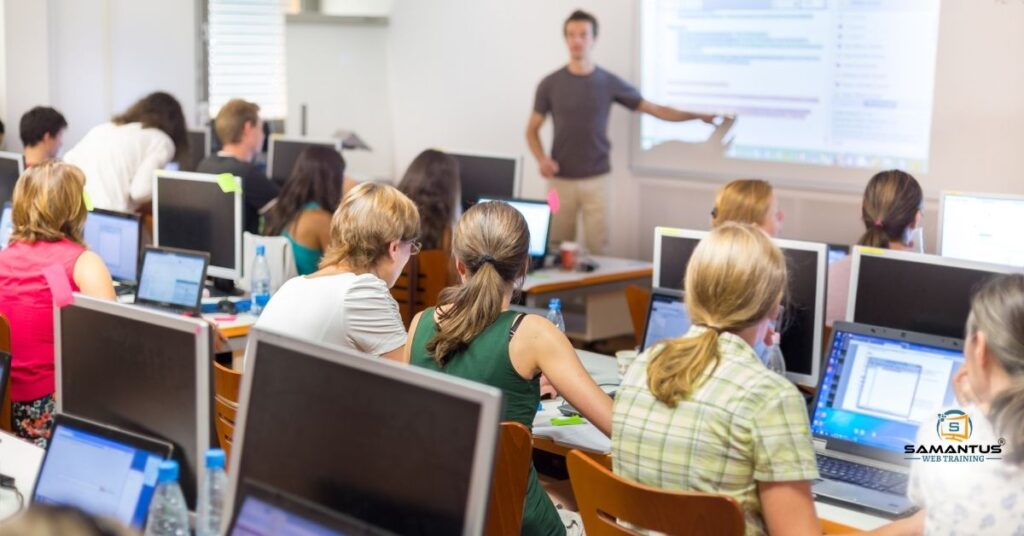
[217,299,237,314]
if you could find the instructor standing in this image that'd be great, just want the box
[527,10,716,255]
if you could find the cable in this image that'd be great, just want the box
[0,474,24,513]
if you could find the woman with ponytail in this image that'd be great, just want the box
[404,201,612,536]
[826,170,923,326]
[612,223,822,536]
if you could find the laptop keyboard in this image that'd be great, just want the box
[816,455,908,495]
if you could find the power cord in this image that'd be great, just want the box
[0,474,24,512]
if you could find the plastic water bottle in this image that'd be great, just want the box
[144,461,189,536]
[250,244,271,315]
[197,449,227,536]
[546,298,565,333]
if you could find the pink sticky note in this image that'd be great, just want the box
[41,264,74,308]
[547,188,560,215]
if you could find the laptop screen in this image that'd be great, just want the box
[0,203,11,250]
[33,421,165,529]
[478,198,550,257]
[812,327,964,454]
[84,210,140,283]
[231,488,391,536]
[137,249,207,310]
[642,291,691,351]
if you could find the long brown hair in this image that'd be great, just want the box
[427,201,530,364]
[10,161,88,245]
[264,146,346,236]
[647,223,787,406]
[857,170,923,248]
[397,149,460,251]
[113,91,188,160]
[711,179,773,228]
[319,182,419,272]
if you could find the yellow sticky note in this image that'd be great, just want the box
[82,190,94,212]
[217,173,241,193]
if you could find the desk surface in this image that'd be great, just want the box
[0,432,44,520]
[523,256,652,294]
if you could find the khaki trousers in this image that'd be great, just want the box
[548,174,608,255]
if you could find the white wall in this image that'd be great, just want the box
[2,0,52,151]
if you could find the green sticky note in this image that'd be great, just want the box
[217,173,241,193]
[551,415,586,426]
[82,190,94,212]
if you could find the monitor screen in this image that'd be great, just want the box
[137,248,208,311]
[58,301,210,509]
[812,327,963,455]
[656,233,699,290]
[155,173,239,278]
[940,192,1024,268]
[231,481,394,536]
[178,129,210,172]
[269,139,340,186]
[478,198,550,257]
[642,291,690,351]
[0,153,21,207]
[83,210,140,283]
[232,336,495,534]
[451,153,518,211]
[778,247,823,378]
[852,252,1005,339]
[0,203,12,250]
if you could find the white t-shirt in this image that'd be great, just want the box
[63,122,175,212]
[255,272,407,357]
[908,405,1024,535]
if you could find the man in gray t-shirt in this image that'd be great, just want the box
[527,10,716,254]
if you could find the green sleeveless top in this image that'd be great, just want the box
[282,202,324,276]
[409,309,565,536]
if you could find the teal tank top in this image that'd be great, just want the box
[282,202,324,276]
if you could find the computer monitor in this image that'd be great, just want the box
[153,170,242,281]
[0,151,24,208]
[477,197,551,258]
[83,209,141,284]
[230,480,395,536]
[641,288,690,351]
[938,191,1024,268]
[450,151,521,212]
[266,135,342,186]
[226,329,502,536]
[0,202,12,250]
[178,128,212,172]
[55,295,213,509]
[652,226,701,290]
[847,247,1013,339]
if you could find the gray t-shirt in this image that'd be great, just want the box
[533,66,643,179]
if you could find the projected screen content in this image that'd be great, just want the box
[940,193,1024,268]
[640,0,941,171]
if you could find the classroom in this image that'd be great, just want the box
[0,1,1021,534]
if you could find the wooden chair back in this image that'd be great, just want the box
[0,313,10,432]
[213,362,242,462]
[567,450,745,536]
[485,422,533,536]
[390,250,449,327]
[624,285,651,347]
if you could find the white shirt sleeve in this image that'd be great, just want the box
[128,130,175,206]
[343,276,408,356]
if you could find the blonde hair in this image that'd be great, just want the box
[965,273,1024,466]
[648,223,787,406]
[214,98,260,145]
[10,161,88,245]
[427,201,530,364]
[319,182,419,271]
[712,179,774,228]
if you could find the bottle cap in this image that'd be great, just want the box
[157,460,179,483]
[256,244,266,256]
[549,298,561,310]
[206,448,226,469]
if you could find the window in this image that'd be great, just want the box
[207,0,287,119]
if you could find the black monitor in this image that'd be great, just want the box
[154,170,242,281]
[55,295,214,509]
[848,248,1012,339]
[267,135,342,186]
[226,329,502,535]
[178,128,211,172]
[0,151,24,208]
[653,227,700,290]
[450,152,520,212]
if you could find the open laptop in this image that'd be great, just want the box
[641,288,691,351]
[135,246,210,315]
[31,413,173,530]
[0,202,12,250]
[83,209,142,295]
[810,322,964,517]
[230,480,396,536]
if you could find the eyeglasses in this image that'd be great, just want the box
[404,239,422,255]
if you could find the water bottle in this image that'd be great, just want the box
[546,298,565,333]
[144,461,189,536]
[197,449,227,536]
[251,244,272,315]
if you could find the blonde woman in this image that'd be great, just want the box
[711,179,784,237]
[404,201,612,536]
[0,162,115,447]
[612,223,820,535]
[256,182,419,360]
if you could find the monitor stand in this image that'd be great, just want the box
[207,277,244,298]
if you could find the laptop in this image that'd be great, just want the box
[641,288,691,351]
[0,202,12,250]
[83,209,142,295]
[810,322,964,517]
[31,413,173,530]
[135,246,210,315]
[229,480,396,536]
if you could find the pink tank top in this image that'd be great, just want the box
[0,239,85,401]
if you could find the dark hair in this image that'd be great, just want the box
[20,106,68,147]
[397,149,460,251]
[564,9,598,37]
[857,170,923,248]
[264,146,346,236]
[0,117,5,135]
[112,92,188,160]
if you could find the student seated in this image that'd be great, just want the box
[404,201,613,536]
[612,223,820,535]
[0,162,115,447]
[826,170,923,326]
[256,182,418,359]
[712,179,784,237]
[397,149,461,252]
[197,98,280,235]
[64,92,188,212]
[20,106,67,168]
[263,146,354,275]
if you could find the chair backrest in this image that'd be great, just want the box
[239,232,297,293]
[214,361,242,404]
[213,361,242,462]
[390,250,449,326]
[0,313,10,432]
[485,422,533,536]
[567,450,745,536]
[624,285,651,347]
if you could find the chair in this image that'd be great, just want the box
[485,422,533,535]
[567,450,745,536]
[238,232,298,293]
[0,313,10,432]
[624,285,651,347]
[213,361,242,462]
[390,250,449,327]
